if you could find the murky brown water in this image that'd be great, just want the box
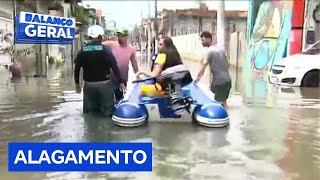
[0,58,319,180]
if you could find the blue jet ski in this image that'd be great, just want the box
[112,55,229,128]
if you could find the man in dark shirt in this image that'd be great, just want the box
[74,25,124,117]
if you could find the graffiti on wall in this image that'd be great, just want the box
[245,1,293,81]
[243,1,294,102]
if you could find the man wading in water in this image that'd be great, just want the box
[103,28,139,102]
[3,60,22,80]
[74,25,124,116]
[195,31,232,108]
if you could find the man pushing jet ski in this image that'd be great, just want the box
[195,31,232,108]
[74,25,124,117]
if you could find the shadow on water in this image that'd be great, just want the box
[0,60,319,180]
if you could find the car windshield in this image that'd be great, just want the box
[301,41,320,55]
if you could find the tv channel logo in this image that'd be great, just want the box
[14,11,76,44]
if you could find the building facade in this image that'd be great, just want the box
[158,7,248,38]
[137,6,248,54]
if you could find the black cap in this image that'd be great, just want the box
[200,31,212,39]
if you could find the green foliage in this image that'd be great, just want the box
[6,44,16,62]
[5,43,35,63]
[73,6,89,25]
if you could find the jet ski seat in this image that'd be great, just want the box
[156,64,193,115]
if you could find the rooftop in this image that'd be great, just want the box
[161,8,247,18]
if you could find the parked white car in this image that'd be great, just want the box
[269,40,320,87]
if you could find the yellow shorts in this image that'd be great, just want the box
[140,83,165,97]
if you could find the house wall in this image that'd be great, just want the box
[167,16,247,57]
[163,16,246,37]
[171,16,204,36]
[0,1,14,42]
[229,31,246,68]
[0,1,13,64]
[171,31,247,67]
[303,0,320,49]
[171,33,206,62]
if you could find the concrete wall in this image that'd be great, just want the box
[229,31,246,68]
[144,15,247,60]
[0,1,37,66]
[171,17,212,36]
[244,1,294,82]
[202,18,215,32]
[162,16,246,38]
[171,33,206,62]
[0,1,14,64]
[171,31,246,68]
[0,1,14,39]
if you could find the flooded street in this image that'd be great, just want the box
[0,57,319,180]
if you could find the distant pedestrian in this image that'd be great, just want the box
[195,31,232,108]
[4,60,22,80]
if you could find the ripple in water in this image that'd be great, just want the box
[0,63,319,180]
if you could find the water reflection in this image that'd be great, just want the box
[0,61,319,180]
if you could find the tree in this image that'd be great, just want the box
[3,34,16,63]
[73,6,90,25]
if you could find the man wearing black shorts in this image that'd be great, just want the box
[195,31,232,108]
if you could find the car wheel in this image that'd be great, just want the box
[301,70,320,87]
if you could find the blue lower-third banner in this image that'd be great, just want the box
[8,142,152,172]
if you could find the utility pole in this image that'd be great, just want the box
[148,1,151,18]
[147,2,151,66]
[12,0,16,46]
[35,0,43,76]
[139,10,143,63]
[216,0,225,49]
[154,0,158,53]
[147,20,152,67]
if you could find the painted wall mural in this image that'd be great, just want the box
[243,0,293,102]
[245,1,293,80]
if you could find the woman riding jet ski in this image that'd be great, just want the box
[135,37,193,114]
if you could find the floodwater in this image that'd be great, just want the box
[0,57,319,180]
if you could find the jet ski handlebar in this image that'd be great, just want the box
[132,75,155,83]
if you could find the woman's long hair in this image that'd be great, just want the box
[158,37,193,84]
[160,37,182,65]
